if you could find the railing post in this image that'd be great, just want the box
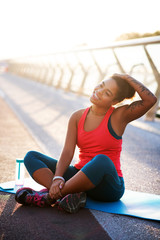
[143,45,160,121]
[63,54,74,92]
[90,50,106,83]
[112,49,125,73]
[55,64,64,88]
[75,54,88,95]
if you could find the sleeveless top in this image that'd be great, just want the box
[74,106,123,177]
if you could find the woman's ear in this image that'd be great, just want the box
[112,98,119,105]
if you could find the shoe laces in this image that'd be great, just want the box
[55,199,64,211]
[26,193,45,207]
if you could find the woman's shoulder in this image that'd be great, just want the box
[70,108,87,123]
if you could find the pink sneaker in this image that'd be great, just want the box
[15,187,55,207]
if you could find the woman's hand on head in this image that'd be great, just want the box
[49,179,65,200]
[112,73,131,81]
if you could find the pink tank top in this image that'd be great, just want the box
[74,106,123,177]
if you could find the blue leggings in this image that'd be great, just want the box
[24,151,125,202]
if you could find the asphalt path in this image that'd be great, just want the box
[0,73,160,239]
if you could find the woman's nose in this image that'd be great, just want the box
[97,88,103,94]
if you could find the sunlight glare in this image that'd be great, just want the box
[0,0,159,59]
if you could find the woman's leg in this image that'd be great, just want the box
[80,154,125,201]
[57,154,124,201]
[24,150,79,189]
[60,170,95,196]
[24,151,95,200]
[24,151,124,201]
[24,151,57,189]
[16,152,124,211]
[58,154,124,213]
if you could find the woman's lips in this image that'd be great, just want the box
[92,92,100,100]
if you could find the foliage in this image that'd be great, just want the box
[116,31,160,41]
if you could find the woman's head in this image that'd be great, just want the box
[111,75,135,102]
[90,75,135,109]
[90,78,119,107]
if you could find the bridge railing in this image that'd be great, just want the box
[7,36,160,120]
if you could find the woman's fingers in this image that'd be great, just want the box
[59,181,65,190]
[53,186,62,198]
[49,180,64,199]
[112,73,130,80]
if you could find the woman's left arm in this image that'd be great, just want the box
[114,73,157,123]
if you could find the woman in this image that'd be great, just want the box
[15,73,157,213]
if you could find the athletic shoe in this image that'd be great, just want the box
[58,192,87,213]
[15,187,55,207]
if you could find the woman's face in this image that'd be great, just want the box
[90,78,119,107]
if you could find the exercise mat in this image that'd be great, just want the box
[86,190,160,221]
[0,178,160,221]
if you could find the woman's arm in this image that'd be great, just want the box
[114,73,157,123]
[49,111,79,199]
[54,112,78,177]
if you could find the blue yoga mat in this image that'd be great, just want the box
[86,191,160,221]
[0,178,160,221]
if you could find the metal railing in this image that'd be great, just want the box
[7,36,160,120]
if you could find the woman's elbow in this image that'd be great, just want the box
[151,95,157,106]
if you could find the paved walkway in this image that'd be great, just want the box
[0,72,160,239]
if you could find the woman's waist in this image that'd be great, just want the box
[79,149,121,160]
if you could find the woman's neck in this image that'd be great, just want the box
[90,105,110,116]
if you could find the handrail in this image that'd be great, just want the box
[5,36,160,59]
[7,36,160,120]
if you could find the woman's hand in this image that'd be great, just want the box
[49,179,65,200]
[112,73,130,80]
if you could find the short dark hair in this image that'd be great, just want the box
[112,75,135,102]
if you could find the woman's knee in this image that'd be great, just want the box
[24,151,37,166]
[24,151,45,177]
[92,154,113,168]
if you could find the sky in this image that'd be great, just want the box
[0,0,159,60]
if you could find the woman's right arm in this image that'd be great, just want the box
[55,111,78,176]
[49,110,80,199]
